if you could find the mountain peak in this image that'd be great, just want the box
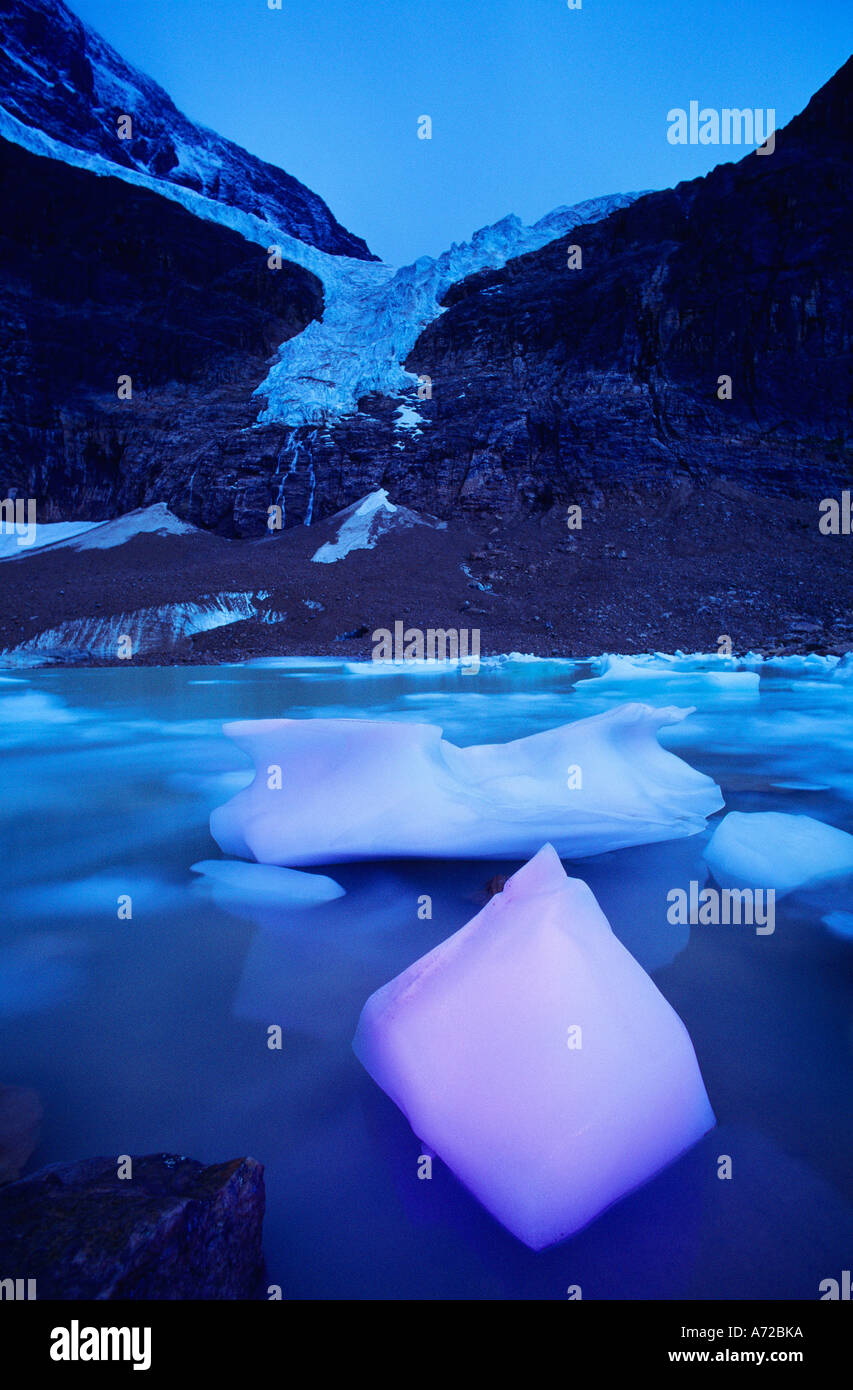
[0,0,377,259]
[780,51,852,147]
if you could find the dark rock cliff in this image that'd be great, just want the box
[392,53,853,511]
[166,54,853,533]
[0,136,323,521]
[0,1152,266,1298]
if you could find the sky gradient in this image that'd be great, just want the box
[69,0,852,265]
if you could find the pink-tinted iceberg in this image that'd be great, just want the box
[353,844,716,1249]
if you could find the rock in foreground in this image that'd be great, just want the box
[0,1153,264,1299]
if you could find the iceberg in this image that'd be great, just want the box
[704,811,853,897]
[210,704,723,866]
[353,844,716,1249]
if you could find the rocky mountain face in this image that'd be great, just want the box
[0,135,323,520]
[0,0,850,535]
[392,54,853,513]
[0,0,375,259]
[302,55,852,523]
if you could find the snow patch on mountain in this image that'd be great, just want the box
[394,402,426,433]
[311,489,437,564]
[0,519,101,561]
[59,503,198,550]
[0,503,198,561]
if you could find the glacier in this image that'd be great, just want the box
[252,192,647,427]
[704,811,853,898]
[209,704,723,866]
[0,591,276,667]
[0,104,642,427]
[352,843,716,1249]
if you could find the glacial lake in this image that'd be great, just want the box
[1,654,852,1300]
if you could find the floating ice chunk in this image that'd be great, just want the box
[704,811,853,897]
[210,704,723,866]
[587,654,759,697]
[190,860,344,905]
[353,844,716,1248]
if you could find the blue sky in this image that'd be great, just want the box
[70,0,851,265]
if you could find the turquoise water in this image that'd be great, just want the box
[1,656,852,1299]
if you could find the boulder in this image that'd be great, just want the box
[0,1153,265,1299]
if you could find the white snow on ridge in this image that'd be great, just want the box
[0,503,197,561]
[0,103,642,427]
[64,503,198,550]
[311,489,435,563]
[0,103,357,282]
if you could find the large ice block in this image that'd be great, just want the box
[210,705,722,866]
[704,811,853,897]
[352,844,716,1249]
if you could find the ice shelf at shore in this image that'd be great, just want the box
[209,704,723,866]
[353,844,716,1248]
